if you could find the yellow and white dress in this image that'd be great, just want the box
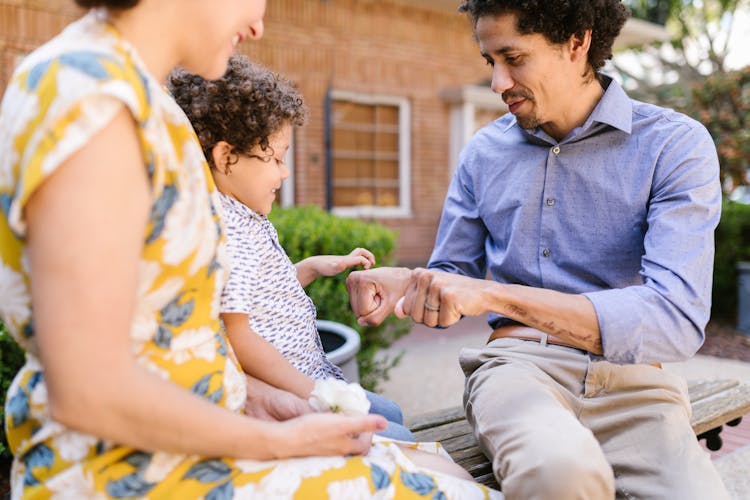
[0,11,499,500]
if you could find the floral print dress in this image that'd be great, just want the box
[0,11,500,500]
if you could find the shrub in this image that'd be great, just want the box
[1,320,25,461]
[269,205,411,391]
[712,200,750,321]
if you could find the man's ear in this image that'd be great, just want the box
[211,141,234,175]
[568,29,593,63]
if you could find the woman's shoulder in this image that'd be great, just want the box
[9,12,153,123]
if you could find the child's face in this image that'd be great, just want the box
[226,125,292,215]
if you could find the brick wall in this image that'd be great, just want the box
[0,0,492,264]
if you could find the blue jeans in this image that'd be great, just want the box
[366,390,415,441]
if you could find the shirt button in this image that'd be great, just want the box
[546,198,555,206]
[552,146,561,155]
[542,248,551,257]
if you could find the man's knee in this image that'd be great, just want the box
[500,446,615,500]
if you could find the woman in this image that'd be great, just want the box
[0,0,498,497]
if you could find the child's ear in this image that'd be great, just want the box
[211,141,234,174]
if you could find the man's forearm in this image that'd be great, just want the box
[487,282,603,354]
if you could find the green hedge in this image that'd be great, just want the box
[712,200,750,321]
[1,321,25,461]
[269,204,411,391]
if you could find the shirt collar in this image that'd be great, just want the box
[219,192,265,221]
[511,73,633,143]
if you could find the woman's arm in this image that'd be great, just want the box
[27,106,384,459]
[221,313,315,399]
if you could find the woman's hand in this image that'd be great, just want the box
[295,248,375,287]
[274,412,386,458]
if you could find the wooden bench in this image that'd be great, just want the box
[407,379,750,490]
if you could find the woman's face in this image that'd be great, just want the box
[179,0,266,80]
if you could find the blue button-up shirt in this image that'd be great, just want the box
[428,76,721,364]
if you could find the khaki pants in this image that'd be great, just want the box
[459,337,730,500]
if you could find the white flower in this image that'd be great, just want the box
[162,326,216,365]
[223,357,247,413]
[161,139,218,274]
[0,86,38,190]
[327,477,373,499]
[309,379,371,416]
[47,465,108,500]
[240,457,346,498]
[433,473,489,500]
[143,452,185,483]
[30,379,48,406]
[131,261,184,351]
[0,262,31,337]
[52,431,98,462]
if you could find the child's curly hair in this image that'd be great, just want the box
[458,0,629,73]
[168,56,307,168]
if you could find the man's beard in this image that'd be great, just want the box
[503,89,540,130]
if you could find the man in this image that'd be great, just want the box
[346,1,729,498]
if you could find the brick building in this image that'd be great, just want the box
[0,0,664,264]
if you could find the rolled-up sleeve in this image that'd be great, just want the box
[585,121,721,364]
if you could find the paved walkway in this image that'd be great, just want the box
[376,314,750,499]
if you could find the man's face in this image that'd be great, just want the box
[476,13,577,133]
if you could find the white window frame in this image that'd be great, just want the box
[279,130,295,207]
[329,90,412,218]
[442,85,508,174]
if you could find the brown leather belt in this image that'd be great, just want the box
[488,325,661,368]
[488,325,583,350]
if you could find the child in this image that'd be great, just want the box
[168,56,414,441]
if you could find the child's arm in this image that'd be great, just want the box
[295,247,376,288]
[222,312,315,399]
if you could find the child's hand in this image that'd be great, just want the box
[296,248,375,287]
[315,248,376,277]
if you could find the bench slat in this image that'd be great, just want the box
[691,384,750,435]
[687,379,739,403]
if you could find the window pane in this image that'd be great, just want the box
[374,160,398,180]
[375,131,398,152]
[330,96,405,210]
[375,187,399,207]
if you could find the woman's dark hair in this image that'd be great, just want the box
[458,0,630,72]
[74,0,140,8]
[167,56,307,168]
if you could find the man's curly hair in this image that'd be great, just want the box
[458,0,629,72]
[167,56,307,169]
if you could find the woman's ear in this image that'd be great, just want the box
[211,141,234,175]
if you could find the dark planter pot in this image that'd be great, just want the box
[317,319,361,382]
[738,262,750,336]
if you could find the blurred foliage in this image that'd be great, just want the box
[712,200,750,320]
[1,320,25,461]
[615,1,750,193]
[625,0,678,25]
[615,0,749,108]
[269,204,411,391]
[681,66,750,191]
